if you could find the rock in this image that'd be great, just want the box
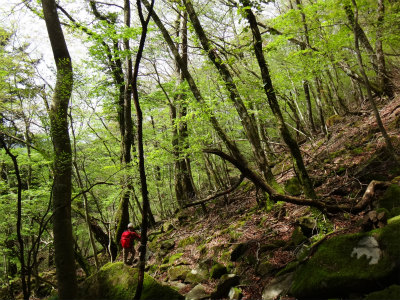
[262,272,294,300]
[288,217,400,299]
[161,239,176,250]
[211,274,240,299]
[78,262,183,299]
[168,265,190,281]
[260,240,286,252]
[185,284,210,300]
[231,242,250,261]
[210,263,227,279]
[167,281,187,291]
[364,284,400,300]
[228,287,243,300]
[297,216,317,237]
[162,222,175,232]
[378,184,400,218]
[185,268,209,284]
[256,261,279,277]
[289,226,307,246]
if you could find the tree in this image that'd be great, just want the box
[41,0,77,298]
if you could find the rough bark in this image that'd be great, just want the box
[41,0,77,298]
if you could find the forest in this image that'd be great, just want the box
[0,0,400,299]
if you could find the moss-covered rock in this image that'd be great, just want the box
[185,268,209,284]
[161,239,176,250]
[168,265,190,281]
[210,263,228,279]
[378,184,400,217]
[78,262,183,300]
[289,218,400,299]
[364,284,400,300]
[289,227,307,247]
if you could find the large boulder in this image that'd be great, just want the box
[288,217,400,299]
[168,265,190,281]
[210,263,228,279]
[78,262,183,300]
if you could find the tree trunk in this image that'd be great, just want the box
[133,0,154,298]
[41,0,77,298]
[182,0,278,189]
[0,138,29,299]
[376,0,393,98]
[351,0,399,165]
[240,0,316,199]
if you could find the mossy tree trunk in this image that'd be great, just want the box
[41,0,78,298]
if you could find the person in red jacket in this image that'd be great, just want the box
[120,223,141,265]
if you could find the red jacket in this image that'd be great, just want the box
[120,230,141,248]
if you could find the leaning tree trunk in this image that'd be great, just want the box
[240,0,316,199]
[41,0,78,298]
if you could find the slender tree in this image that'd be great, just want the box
[41,0,77,298]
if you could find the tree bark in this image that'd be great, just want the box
[41,0,77,298]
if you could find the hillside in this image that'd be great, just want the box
[140,94,400,299]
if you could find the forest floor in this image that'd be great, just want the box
[143,92,400,299]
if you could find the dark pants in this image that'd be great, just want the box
[123,245,136,264]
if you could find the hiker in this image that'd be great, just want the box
[120,223,141,265]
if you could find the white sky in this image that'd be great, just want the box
[0,0,87,84]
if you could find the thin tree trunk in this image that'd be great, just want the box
[376,0,393,98]
[0,139,28,299]
[351,0,399,165]
[240,0,316,199]
[182,0,278,188]
[41,0,77,298]
[133,0,154,298]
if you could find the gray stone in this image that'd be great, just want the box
[262,272,294,300]
[185,284,210,300]
[211,274,240,299]
[166,281,187,291]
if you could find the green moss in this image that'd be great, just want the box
[162,252,184,265]
[364,285,400,300]
[78,262,183,300]
[284,177,302,196]
[290,219,400,298]
[178,236,196,248]
[378,184,400,214]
